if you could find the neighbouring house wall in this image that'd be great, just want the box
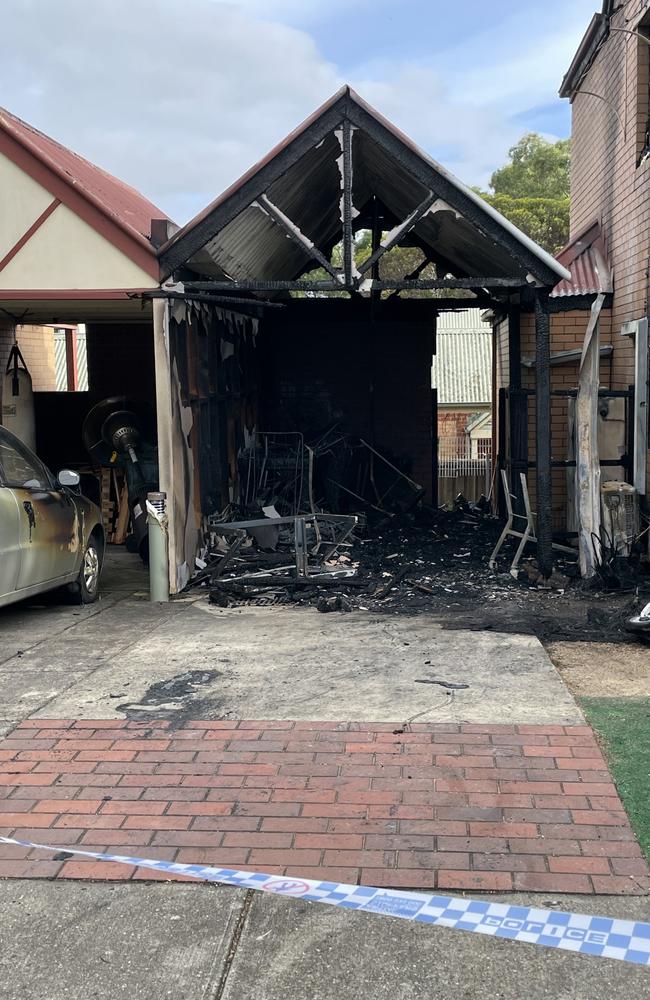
[569,2,650,495]
[15,324,56,391]
[0,320,56,413]
[0,318,13,408]
[438,410,479,438]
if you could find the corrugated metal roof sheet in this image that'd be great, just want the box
[551,222,612,298]
[432,310,492,405]
[0,106,171,249]
[162,87,570,287]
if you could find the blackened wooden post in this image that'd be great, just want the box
[342,119,353,288]
[431,387,438,506]
[508,308,521,390]
[497,387,507,517]
[509,388,529,516]
[534,290,553,576]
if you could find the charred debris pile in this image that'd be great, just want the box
[188,428,585,620]
[188,431,649,638]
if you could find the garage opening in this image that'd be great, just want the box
[153,87,568,590]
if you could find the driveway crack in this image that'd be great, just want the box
[208,889,254,1000]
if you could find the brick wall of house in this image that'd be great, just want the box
[568,0,650,497]
[0,319,14,410]
[438,410,477,437]
[15,325,57,391]
[569,4,647,378]
[0,322,57,400]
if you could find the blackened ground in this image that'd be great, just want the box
[207,507,650,647]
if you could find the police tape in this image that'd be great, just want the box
[1,834,649,967]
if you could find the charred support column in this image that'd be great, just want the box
[507,308,527,515]
[152,297,175,594]
[534,290,553,577]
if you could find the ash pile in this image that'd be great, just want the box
[191,429,508,614]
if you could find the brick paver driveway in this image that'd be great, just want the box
[0,719,647,894]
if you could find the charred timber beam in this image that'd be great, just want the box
[342,119,354,286]
[361,277,527,290]
[357,192,438,276]
[534,290,553,577]
[182,279,342,292]
[181,277,525,293]
[256,195,341,280]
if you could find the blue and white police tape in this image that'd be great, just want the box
[1,835,649,967]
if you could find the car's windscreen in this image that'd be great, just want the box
[0,431,52,490]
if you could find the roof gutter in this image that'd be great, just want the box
[560,12,610,100]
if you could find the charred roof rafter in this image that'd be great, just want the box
[160,87,568,291]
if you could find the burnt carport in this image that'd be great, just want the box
[153,86,570,593]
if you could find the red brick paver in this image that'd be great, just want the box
[0,720,647,894]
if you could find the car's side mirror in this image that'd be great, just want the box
[58,469,81,488]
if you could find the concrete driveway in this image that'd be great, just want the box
[0,550,647,998]
[0,551,580,728]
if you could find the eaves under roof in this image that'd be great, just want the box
[160,87,570,291]
[0,106,171,255]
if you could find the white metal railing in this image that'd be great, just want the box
[438,436,491,477]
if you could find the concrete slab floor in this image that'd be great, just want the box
[0,881,647,1000]
[22,604,581,724]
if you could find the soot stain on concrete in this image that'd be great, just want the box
[118,670,221,722]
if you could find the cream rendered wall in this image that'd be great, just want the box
[0,152,54,258]
[0,202,156,290]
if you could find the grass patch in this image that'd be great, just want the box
[581,697,650,860]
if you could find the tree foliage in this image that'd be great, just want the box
[490,133,570,200]
[481,193,570,256]
[478,133,571,254]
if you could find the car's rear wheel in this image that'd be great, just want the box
[69,535,102,604]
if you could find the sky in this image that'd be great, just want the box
[2,0,599,225]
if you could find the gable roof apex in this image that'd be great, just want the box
[0,106,172,253]
[160,86,570,286]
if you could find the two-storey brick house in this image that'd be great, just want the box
[560,0,650,501]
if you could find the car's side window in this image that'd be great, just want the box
[0,434,52,490]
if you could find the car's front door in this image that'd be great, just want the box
[0,485,21,600]
[0,429,80,591]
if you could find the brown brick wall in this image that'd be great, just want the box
[15,325,57,392]
[570,2,649,386]
[569,0,650,497]
[0,319,14,411]
[438,410,477,437]
[0,322,57,399]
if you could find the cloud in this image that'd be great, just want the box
[2,0,589,224]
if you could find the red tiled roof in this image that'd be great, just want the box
[0,107,171,252]
[551,221,612,298]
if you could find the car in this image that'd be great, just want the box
[0,425,104,608]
